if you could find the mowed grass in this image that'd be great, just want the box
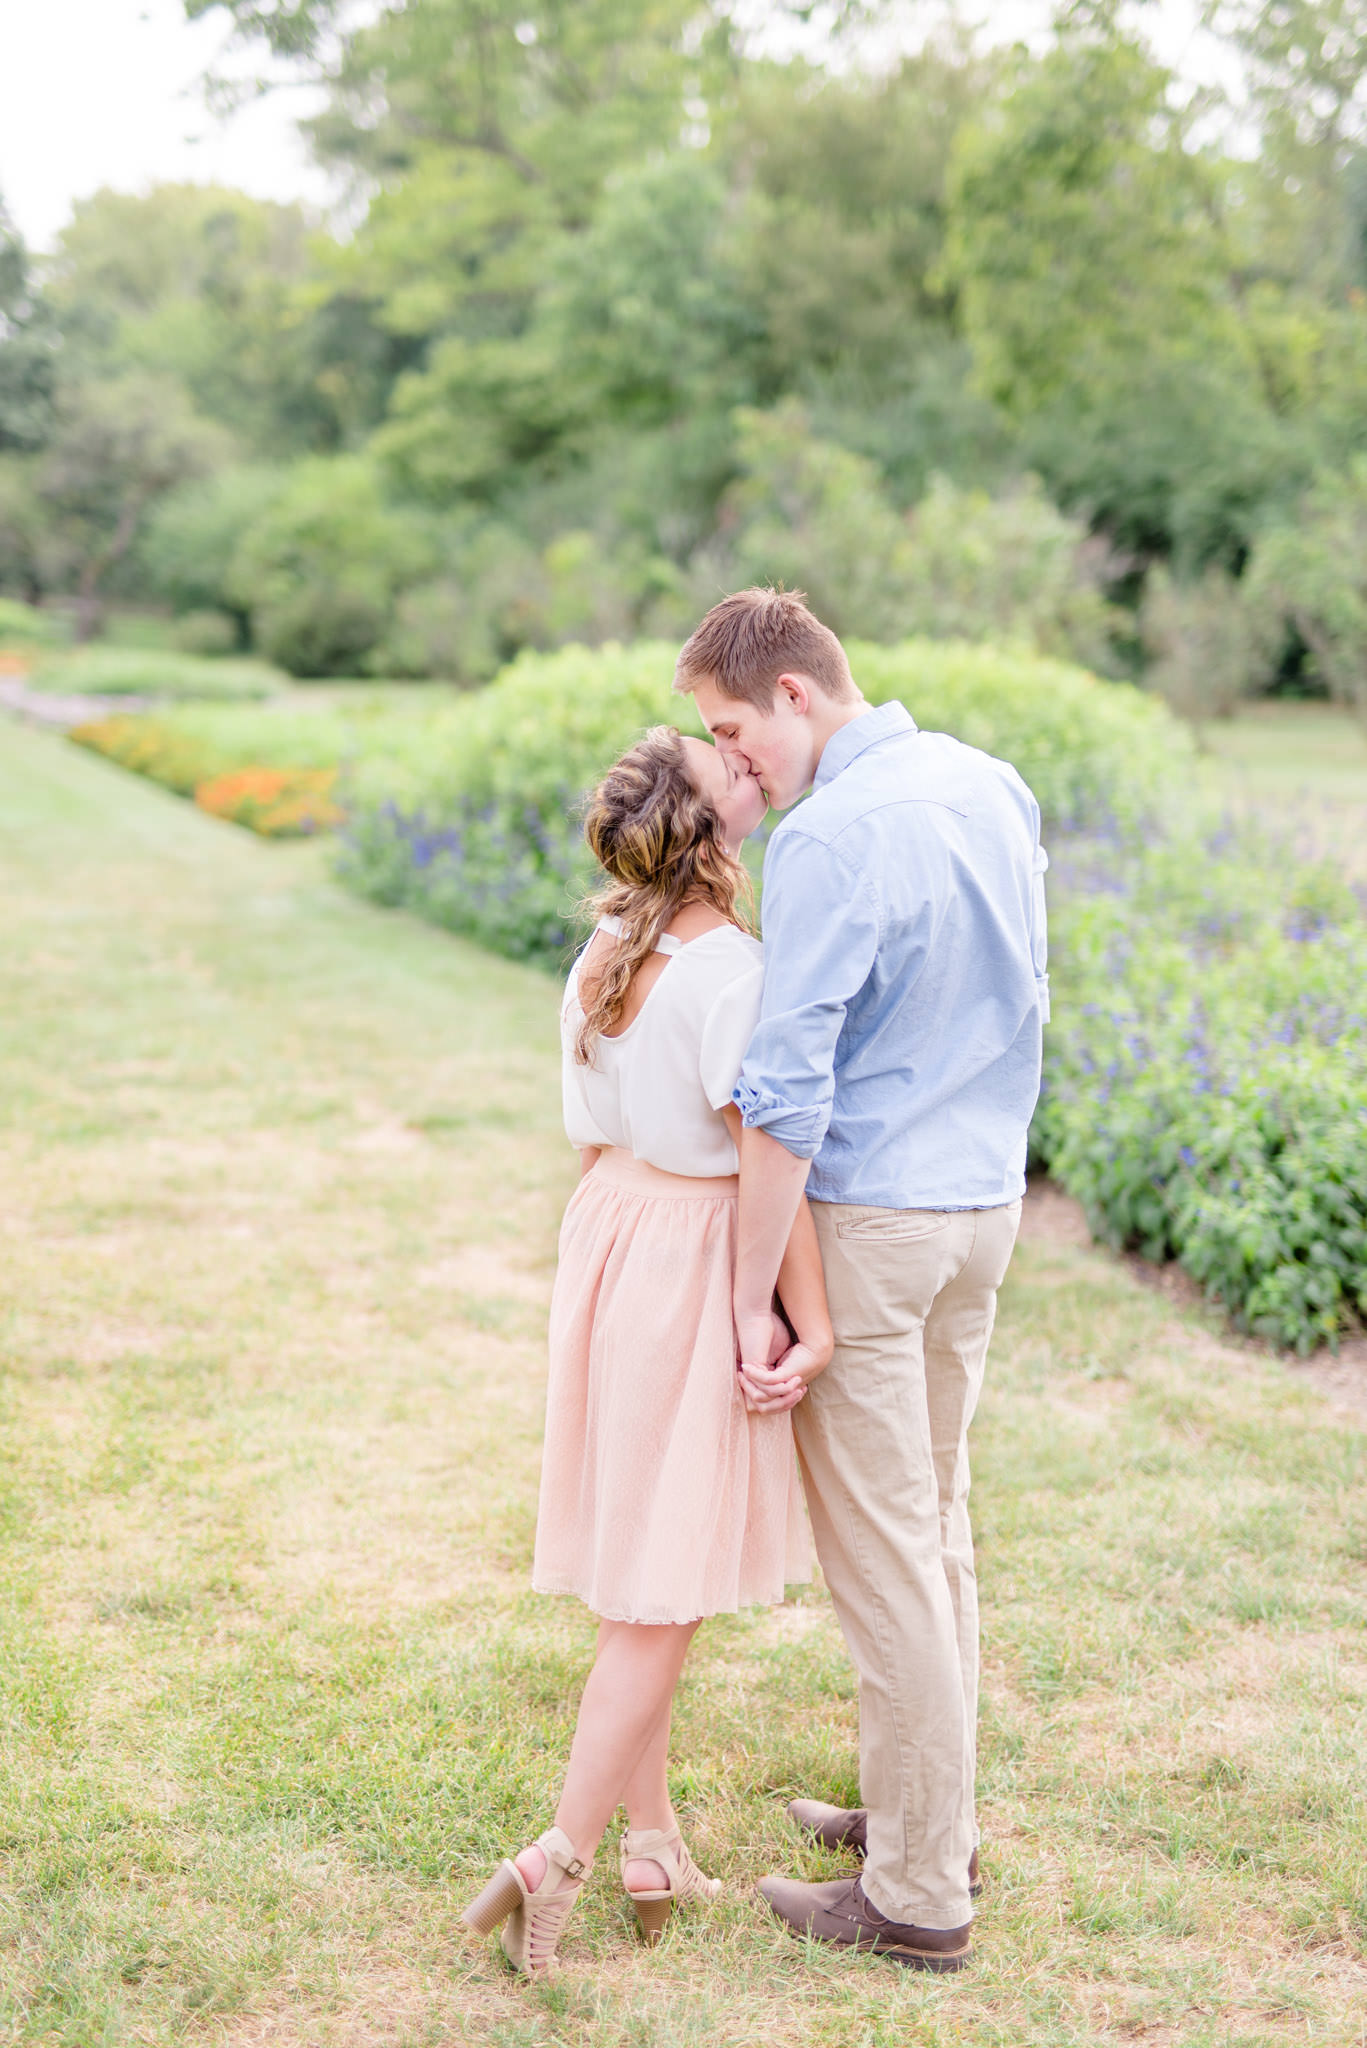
[1,722,1365,2048]
[1198,701,1367,875]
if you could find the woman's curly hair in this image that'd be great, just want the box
[573,725,753,1065]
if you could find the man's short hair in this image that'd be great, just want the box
[674,587,855,710]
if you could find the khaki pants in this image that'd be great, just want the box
[796,1199,1022,1929]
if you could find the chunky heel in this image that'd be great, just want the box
[621,1824,720,1944]
[631,1892,674,1943]
[461,1863,524,1936]
[462,1827,589,1978]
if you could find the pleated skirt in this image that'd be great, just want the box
[532,1148,810,1624]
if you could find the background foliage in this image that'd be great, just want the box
[4,1,1367,717]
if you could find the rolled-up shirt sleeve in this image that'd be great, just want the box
[732,827,881,1159]
[1031,835,1050,1024]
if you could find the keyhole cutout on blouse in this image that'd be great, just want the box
[578,910,732,1040]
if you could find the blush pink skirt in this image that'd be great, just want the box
[532,1148,810,1625]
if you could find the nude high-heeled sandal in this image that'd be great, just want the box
[461,1826,589,1976]
[620,1825,721,1942]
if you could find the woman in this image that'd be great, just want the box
[462,725,832,1976]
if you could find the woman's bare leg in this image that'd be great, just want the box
[515,1618,698,1890]
[619,1692,679,1891]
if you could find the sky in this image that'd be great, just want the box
[0,0,335,252]
[0,0,1239,255]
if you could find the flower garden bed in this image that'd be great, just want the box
[52,637,1365,1350]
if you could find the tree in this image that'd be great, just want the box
[138,463,290,632]
[944,9,1304,564]
[0,457,59,604]
[896,474,1120,671]
[1243,457,1367,722]
[1203,4,1367,297]
[226,455,438,673]
[0,200,58,454]
[1140,565,1267,729]
[46,186,409,455]
[37,376,226,639]
[712,399,909,639]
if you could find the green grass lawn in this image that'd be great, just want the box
[2,722,1366,2048]
[1198,702,1367,873]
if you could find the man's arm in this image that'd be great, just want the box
[735,1134,834,1413]
[731,828,880,1370]
[733,1126,812,1378]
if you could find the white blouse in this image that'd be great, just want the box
[561,916,764,1177]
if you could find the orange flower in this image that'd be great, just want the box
[195,766,343,837]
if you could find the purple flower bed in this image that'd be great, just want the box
[1033,816,1367,1352]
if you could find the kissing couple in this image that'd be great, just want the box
[463,586,1050,1975]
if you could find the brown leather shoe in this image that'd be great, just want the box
[757,1874,971,1971]
[786,1798,869,1854]
[785,1801,982,1897]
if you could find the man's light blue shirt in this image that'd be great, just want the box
[733,700,1049,1210]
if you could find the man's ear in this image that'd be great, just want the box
[774,671,811,716]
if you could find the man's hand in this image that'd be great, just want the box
[736,1313,832,1415]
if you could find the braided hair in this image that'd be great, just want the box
[573,725,753,1065]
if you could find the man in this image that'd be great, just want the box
[674,587,1049,1972]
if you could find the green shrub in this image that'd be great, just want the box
[0,597,64,647]
[26,645,283,701]
[1242,458,1367,723]
[851,639,1187,834]
[337,637,1185,962]
[1033,821,1367,1352]
[172,610,240,657]
[337,642,693,959]
[227,457,438,678]
[707,405,1122,670]
[1139,566,1268,727]
[139,464,289,621]
[253,582,391,680]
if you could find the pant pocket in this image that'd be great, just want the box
[834,1209,953,1244]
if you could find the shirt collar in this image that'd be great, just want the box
[812,699,917,792]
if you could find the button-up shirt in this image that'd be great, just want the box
[733,700,1049,1209]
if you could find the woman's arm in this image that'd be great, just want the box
[775,1197,833,1363]
[723,1106,832,1413]
[739,1196,833,1414]
[579,1145,602,1179]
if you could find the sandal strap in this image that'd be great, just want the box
[537,1825,589,1884]
[620,1825,719,1902]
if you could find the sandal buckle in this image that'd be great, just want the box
[564,1856,586,1880]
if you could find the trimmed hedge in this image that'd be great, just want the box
[852,641,1185,835]
[337,638,1184,960]
[27,645,283,701]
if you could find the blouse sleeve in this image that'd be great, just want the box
[698,958,765,1110]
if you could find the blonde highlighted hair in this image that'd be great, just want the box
[574,725,752,1065]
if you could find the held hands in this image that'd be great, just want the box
[734,1310,833,1415]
